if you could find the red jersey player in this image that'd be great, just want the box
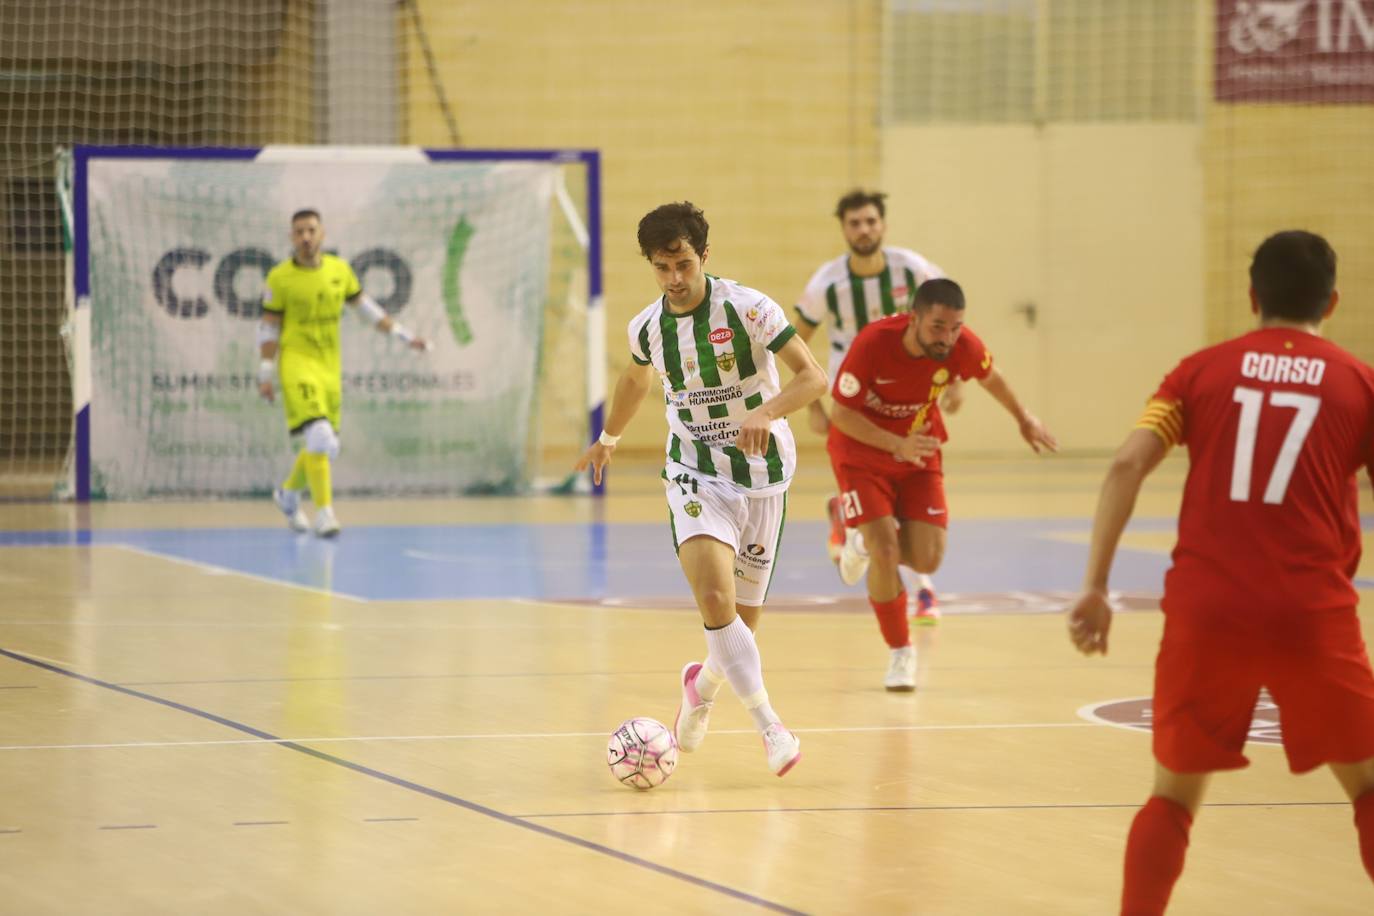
[1067,230,1374,914]
[828,278,1057,690]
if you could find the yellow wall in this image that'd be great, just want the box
[883,123,1205,453]
[1205,104,1374,360]
[403,0,882,454]
[402,0,1374,464]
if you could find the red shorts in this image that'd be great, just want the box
[1151,609,1374,774]
[831,463,948,529]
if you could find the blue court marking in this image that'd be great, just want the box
[0,646,803,915]
[0,518,1175,602]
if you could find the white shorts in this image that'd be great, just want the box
[663,464,788,607]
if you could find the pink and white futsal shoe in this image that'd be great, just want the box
[674,662,713,752]
[762,723,801,776]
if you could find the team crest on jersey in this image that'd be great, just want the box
[684,500,703,518]
[684,356,697,375]
[933,368,949,385]
[718,350,737,372]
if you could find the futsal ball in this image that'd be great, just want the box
[607,716,679,790]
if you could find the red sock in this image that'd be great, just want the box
[1122,796,1193,916]
[1355,790,1374,883]
[869,591,909,648]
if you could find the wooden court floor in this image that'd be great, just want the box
[0,455,1371,914]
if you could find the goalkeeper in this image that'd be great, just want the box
[256,208,429,537]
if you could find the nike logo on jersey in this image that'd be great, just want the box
[874,377,898,385]
[926,507,946,515]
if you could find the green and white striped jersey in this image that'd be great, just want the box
[628,276,799,495]
[795,247,943,375]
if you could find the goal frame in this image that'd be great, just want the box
[65,144,604,500]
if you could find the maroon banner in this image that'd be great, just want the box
[1216,0,1374,103]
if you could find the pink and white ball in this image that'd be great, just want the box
[607,717,679,790]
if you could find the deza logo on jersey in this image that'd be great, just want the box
[709,328,734,345]
[1227,1,1374,55]
[150,246,413,319]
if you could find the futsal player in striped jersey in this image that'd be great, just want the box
[576,201,827,776]
[793,190,954,621]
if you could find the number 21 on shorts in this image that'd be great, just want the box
[841,490,863,520]
[1229,386,1320,504]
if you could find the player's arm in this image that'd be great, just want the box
[1067,427,1169,656]
[791,308,834,434]
[830,403,938,466]
[977,367,1057,453]
[257,299,283,402]
[347,293,430,352]
[574,361,657,486]
[736,335,827,456]
[792,278,825,344]
[792,313,820,344]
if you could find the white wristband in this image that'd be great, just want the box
[257,359,275,385]
[390,323,414,344]
[598,430,620,447]
[358,294,387,325]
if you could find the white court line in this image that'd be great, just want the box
[0,721,1099,752]
[110,544,370,603]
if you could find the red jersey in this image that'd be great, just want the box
[826,315,994,474]
[1141,327,1374,621]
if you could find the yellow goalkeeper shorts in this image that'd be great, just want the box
[280,362,342,434]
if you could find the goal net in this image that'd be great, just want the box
[65,146,599,499]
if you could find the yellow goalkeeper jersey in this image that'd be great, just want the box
[262,254,361,372]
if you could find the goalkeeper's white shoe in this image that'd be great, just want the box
[314,506,341,538]
[273,487,309,533]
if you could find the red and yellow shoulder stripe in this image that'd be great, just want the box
[1136,398,1183,448]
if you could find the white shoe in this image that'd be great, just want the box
[884,645,917,692]
[762,722,801,776]
[673,662,713,752]
[314,506,341,538]
[273,487,309,532]
[837,528,869,586]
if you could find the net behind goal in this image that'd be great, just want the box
[65,145,601,499]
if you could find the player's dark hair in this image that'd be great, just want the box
[638,202,709,259]
[291,208,322,224]
[835,189,887,220]
[1250,230,1336,322]
[913,278,965,312]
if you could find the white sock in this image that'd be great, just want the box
[703,616,781,732]
[740,688,781,732]
[696,657,726,702]
[917,573,934,592]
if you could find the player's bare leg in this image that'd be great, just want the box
[899,521,945,624]
[1330,756,1374,882]
[1121,762,1210,915]
[859,517,914,690]
[676,536,798,774]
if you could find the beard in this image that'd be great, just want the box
[848,237,881,257]
[917,336,951,361]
